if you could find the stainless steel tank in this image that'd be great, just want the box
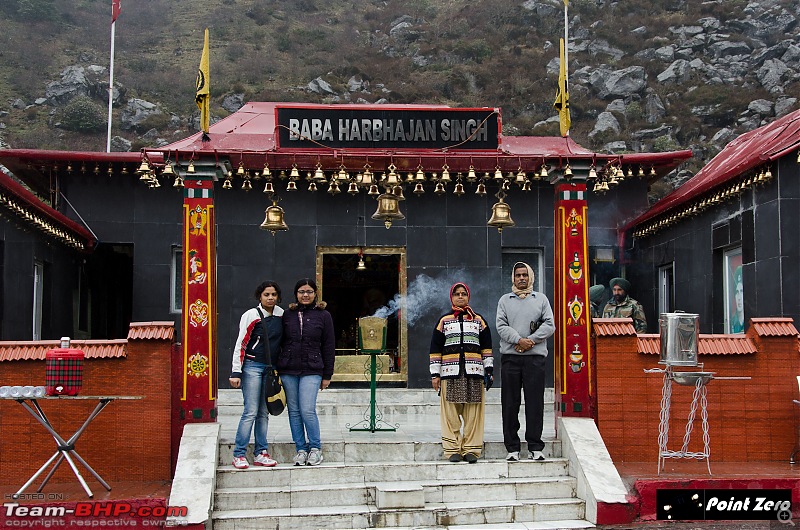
[659,312,699,366]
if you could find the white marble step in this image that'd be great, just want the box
[215,459,570,489]
[212,498,585,530]
[214,475,577,510]
[218,439,562,465]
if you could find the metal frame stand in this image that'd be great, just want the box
[656,366,711,475]
[347,350,398,432]
[14,397,114,498]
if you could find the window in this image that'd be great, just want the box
[658,263,675,315]
[723,247,744,333]
[170,246,183,314]
[33,260,43,340]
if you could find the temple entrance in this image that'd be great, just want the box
[316,246,407,384]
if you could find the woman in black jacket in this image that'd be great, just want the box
[278,278,335,466]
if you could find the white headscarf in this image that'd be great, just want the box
[511,262,535,299]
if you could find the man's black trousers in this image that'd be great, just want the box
[500,353,546,453]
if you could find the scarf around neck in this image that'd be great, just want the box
[450,282,477,319]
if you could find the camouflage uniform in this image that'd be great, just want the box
[602,296,647,333]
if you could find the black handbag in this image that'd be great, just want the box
[257,308,286,416]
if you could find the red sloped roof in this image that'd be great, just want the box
[593,318,637,336]
[0,169,96,251]
[627,109,800,229]
[0,340,127,362]
[637,334,756,356]
[750,317,799,337]
[127,321,175,340]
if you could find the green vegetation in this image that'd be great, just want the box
[58,96,105,133]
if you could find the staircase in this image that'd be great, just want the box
[210,388,594,529]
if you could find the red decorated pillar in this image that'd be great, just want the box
[179,175,218,423]
[553,181,595,420]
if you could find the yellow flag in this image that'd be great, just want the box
[195,28,210,135]
[553,38,570,137]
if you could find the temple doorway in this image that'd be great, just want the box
[316,246,407,383]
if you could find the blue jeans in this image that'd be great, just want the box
[281,374,323,452]
[233,361,270,457]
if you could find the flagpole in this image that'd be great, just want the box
[106,19,115,152]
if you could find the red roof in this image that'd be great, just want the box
[627,109,800,229]
[750,317,799,337]
[127,321,175,341]
[638,334,756,355]
[593,318,637,336]
[0,169,96,251]
[0,340,127,362]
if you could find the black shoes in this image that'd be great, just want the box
[448,453,462,462]
[463,453,478,464]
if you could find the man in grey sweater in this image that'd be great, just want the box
[496,262,556,461]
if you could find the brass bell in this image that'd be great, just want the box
[337,166,349,182]
[347,181,359,195]
[467,166,477,182]
[592,180,601,193]
[361,169,374,186]
[137,159,151,180]
[356,254,367,271]
[487,193,515,233]
[237,162,246,177]
[286,180,298,191]
[515,169,526,185]
[263,181,274,194]
[393,185,406,201]
[372,192,405,229]
[172,175,184,188]
[521,180,532,192]
[588,165,598,180]
[650,166,657,177]
[413,182,425,195]
[290,165,300,179]
[223,177,233,190]
[599,180,609,192]
[441,165,450,181]
[434,182,446,195]
[368,184,380,196]
[242,178,252,191]
[415,166,425,181]
[406,172,416,183]
[454,182,465,196]
[162,163,174,176]
[385,169,400,186]
[539,165,548,179]
[260,201,289,235]
[308,182,317,192]
[638,166,645,177]
[563,164,573,180]
[314,164,325,181]
[494,167,504,180]
[262,163,271,178]
[475,182,487,196]
[150,176,161,188]
[328,181,341,195]
[627,166,633,178]
[187,161,195,174]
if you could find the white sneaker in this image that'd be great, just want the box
[506,451,520,461]
[307,448,324,466]
[232,456,249,469]
[530,451,545,461]
[293,450,308,466]
[254,451,277,467]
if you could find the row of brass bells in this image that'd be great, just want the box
[259,200,288,235]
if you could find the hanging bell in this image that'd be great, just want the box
[454,182,465,196]
[467,166,477,182]
[494,167,504,181]
[262,163,271,178]
[368,184,380,196]
[415,166,425,181]
[386,163,399,185]
[361,169,374,186]
[137,159,152,180]
[314,164,325,181]
[260,201,289,235]
[223,177,233,190]
[627,166,634,178]
[347,181,360,195]
[592,180,602,193]
[475,182,487,196]
[393,185,406,201]
[372,192,405,229]
[563,164,573,180]
[337,166,349,182]
[539,165,548,179]
[162,163,174,176]
[588,165,598,180]
[237,162,246,177]
[263,181,275,194]
[241,178,252,191]
[289,165,300,179]
[638,166,645,177]
[286,180,298,191]
[172,175,184,188]
[150,176,161,188]
[599,180,610,192]
[434,182,446,195]
[441,165,450,181]
[328,181,341,195]
[487,194,515,233]
[187,161,195,174]
[308,182,317,192]
[515,169,526,185]
[413,182,425,195]
[406,172,416,183]
[522,180,532,192]
[356,255,366,271]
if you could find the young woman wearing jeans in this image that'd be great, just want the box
[278,278,335,466]
[229,281,284,469]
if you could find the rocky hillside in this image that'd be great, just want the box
[1,0,799,195]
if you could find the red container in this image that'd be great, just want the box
[45,348,84,396]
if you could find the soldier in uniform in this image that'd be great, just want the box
[589,285,606,318]
[601,277,647,333]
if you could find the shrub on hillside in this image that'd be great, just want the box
[58,96,106,133]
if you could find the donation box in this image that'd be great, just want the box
[45,348,85,396]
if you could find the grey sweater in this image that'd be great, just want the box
[496,292,556,357]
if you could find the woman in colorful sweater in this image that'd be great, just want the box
[229,281,284,469]
[429,283,494,463]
